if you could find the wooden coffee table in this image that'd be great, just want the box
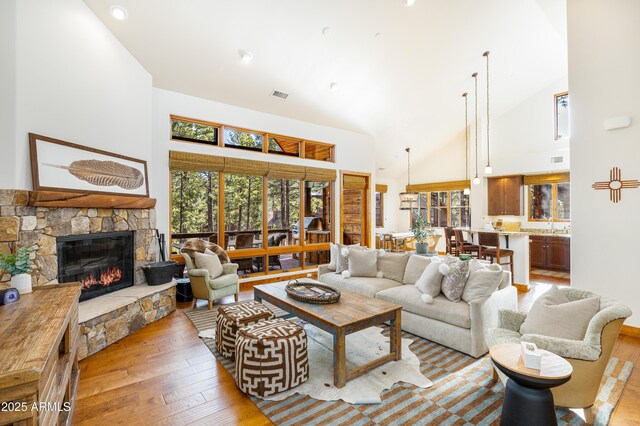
[254,282,402,388]
[490,343,573,426]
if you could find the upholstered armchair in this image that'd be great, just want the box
[180,249,240,310]
[486,287,632,423]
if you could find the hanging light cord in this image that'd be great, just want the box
[473,72,479,178]
[484,51,491,167]
[463,93,468,181]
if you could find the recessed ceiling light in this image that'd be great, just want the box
[110,5,128,20]
[240,50,253,62]
[403,0,416,7]
[330,82,339,91]
[322,27,332,36]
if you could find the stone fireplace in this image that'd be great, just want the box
[0,189,176,360]
[57,231,135,302]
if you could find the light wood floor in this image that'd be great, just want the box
[74,276,640,425]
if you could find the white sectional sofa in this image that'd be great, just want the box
[318,253,517,357]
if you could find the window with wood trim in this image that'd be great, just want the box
[529,182,570,221]
[171,118,218,145]
[170,115,335,163]
[411,190,470,227]
[169,152,335,277]
[375,192,384,228]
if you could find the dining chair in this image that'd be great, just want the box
[444,227,457,255]
[454,229,480,257]
[477,232,514,283]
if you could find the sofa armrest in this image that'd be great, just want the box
[521,333,600,361]
[498,309,527,332]
[469,285,518,357]
[222,263,239,275]
[318,264,332,277]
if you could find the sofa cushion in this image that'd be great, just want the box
[415,260,445,297]
[403,255,436,284]
[375,285,471,329]
[441,256,470,302]
[348,248,378,278]
[319,273,400,298]
[377,252,410,282]
[462,260,503,303]
[520,286,600,340]
[195,251,223,279]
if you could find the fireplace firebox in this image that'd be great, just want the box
[57,231,135,302]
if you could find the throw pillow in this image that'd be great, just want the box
[461,260,504,302]
[415,259,447,299]
[441,255,470,302]
[195,251,223,279]
[520,286,600,340]
[377,252,410,282]
[347,248,378,278]
[328,242,339,271]
[403,255,435,284]
[335,243,361,273]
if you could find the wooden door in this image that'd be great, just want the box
[487,177,504,216]
[529,236,547,268]
[503,176,523,215]
[547,237,571,271]
[341,173,370,247]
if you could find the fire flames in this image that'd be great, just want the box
[81,267,122,289]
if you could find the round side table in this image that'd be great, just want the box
[490,343,572,426]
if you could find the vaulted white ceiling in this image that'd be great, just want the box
[85,0,567,178]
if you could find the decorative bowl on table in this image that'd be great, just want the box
[459,254,472,261]
[285,279,340,304]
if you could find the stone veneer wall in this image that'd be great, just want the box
[0,189,157,288]
[78,286,176,360]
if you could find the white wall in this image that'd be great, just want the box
[152,88,376,246]
[0,1,17,188]
[3,0,152,190]
[568,0,640,326]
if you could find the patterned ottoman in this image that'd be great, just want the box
[235,318,309,398]
[216,301,274,359]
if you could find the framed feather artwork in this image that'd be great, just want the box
[29,134,150,197]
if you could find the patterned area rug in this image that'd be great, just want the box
[186,306,632,426]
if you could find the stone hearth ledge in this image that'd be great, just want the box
[79,281,176,323]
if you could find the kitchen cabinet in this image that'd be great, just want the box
[487,176,523,216]
[529,235,570,271]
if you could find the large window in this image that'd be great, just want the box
[411,190,470,228]
[554,92,569,140]
[303,182,331,245]
[224,174,263,250]
[171,171,218,245]
[529,182,570,221]
[169,152,335,277]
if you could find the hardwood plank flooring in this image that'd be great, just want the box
[75,279,640,425]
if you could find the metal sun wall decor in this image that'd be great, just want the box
[592,167,639,203]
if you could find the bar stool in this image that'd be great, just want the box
[478,231,514,284]
[381,234,394,251]
[444,227,456,255]
[454,229,480,258]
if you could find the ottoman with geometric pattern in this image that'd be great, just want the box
[235,318,309,398]
[216,301,274,359]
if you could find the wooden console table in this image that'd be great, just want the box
[0,284,81,425]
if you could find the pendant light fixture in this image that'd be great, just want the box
[399,147,419,210]
[483,51,492,175]
[472,72,480,185]
[462,92,470,195]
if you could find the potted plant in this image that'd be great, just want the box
[411,215,432,255]
[0,247,33,294]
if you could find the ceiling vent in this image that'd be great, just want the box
[271,90,289,100]
[550,156,564,164]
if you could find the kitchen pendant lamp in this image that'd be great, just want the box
[399,147,419,210]
[462,92,470,195]
[483,51,492,175]
[472,72,480,185]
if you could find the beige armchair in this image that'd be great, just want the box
[486,287,632,423]
[181,250,240,310]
